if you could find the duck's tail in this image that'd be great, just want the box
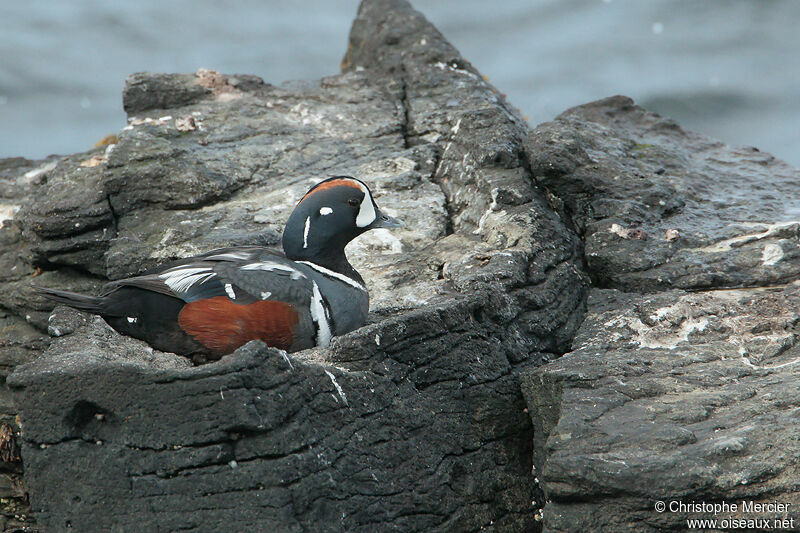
[32,286,104,315]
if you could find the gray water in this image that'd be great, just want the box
[1,0,799,166]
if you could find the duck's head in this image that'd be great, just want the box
[282,177,402,269]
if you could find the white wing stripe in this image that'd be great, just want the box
[239,261,306,280]
[207,251,253,261]
[224,283,236,299]
[159,267,216,293]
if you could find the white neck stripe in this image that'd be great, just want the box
[297,261,366,291]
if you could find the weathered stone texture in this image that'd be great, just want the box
[527,95,800,292]
[522,97,800,532]
[6,2,798,532]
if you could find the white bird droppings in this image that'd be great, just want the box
[762,243,783,266]
[23,161,57,180]
[278,350,294,370]
[325,369,348,406]
[0,204,20,223]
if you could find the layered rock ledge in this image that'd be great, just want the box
[2,1,799,532]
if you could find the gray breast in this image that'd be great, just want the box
[295,263,369,340]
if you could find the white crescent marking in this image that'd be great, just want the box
[354,183,376,228]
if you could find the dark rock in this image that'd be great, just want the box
[6,0,587,531]
[526,95,800,292]
[122,72,214,114]
[522,285,800,531]
[521,98,800,531]
[0,153,49,522]
[11,305,538,532]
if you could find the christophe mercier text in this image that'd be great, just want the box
[670,500,790,514]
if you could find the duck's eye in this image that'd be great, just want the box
[348,197,360,207]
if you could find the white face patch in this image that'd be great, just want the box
[303,216,311,249]
[127,316,137,324]
[310,281,332,347]
[224,283,236,299]
[260,291,272,300]
[354,182,377,228]
[319,207,333,216]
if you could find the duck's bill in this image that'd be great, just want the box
[369,209,404,229]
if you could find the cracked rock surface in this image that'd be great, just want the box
[4,0,587,531]
[522,97,800,532]
[526,95,800,293]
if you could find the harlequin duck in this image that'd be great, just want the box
[35,177,401,358]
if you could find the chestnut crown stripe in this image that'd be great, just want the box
[297,179,361,204]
